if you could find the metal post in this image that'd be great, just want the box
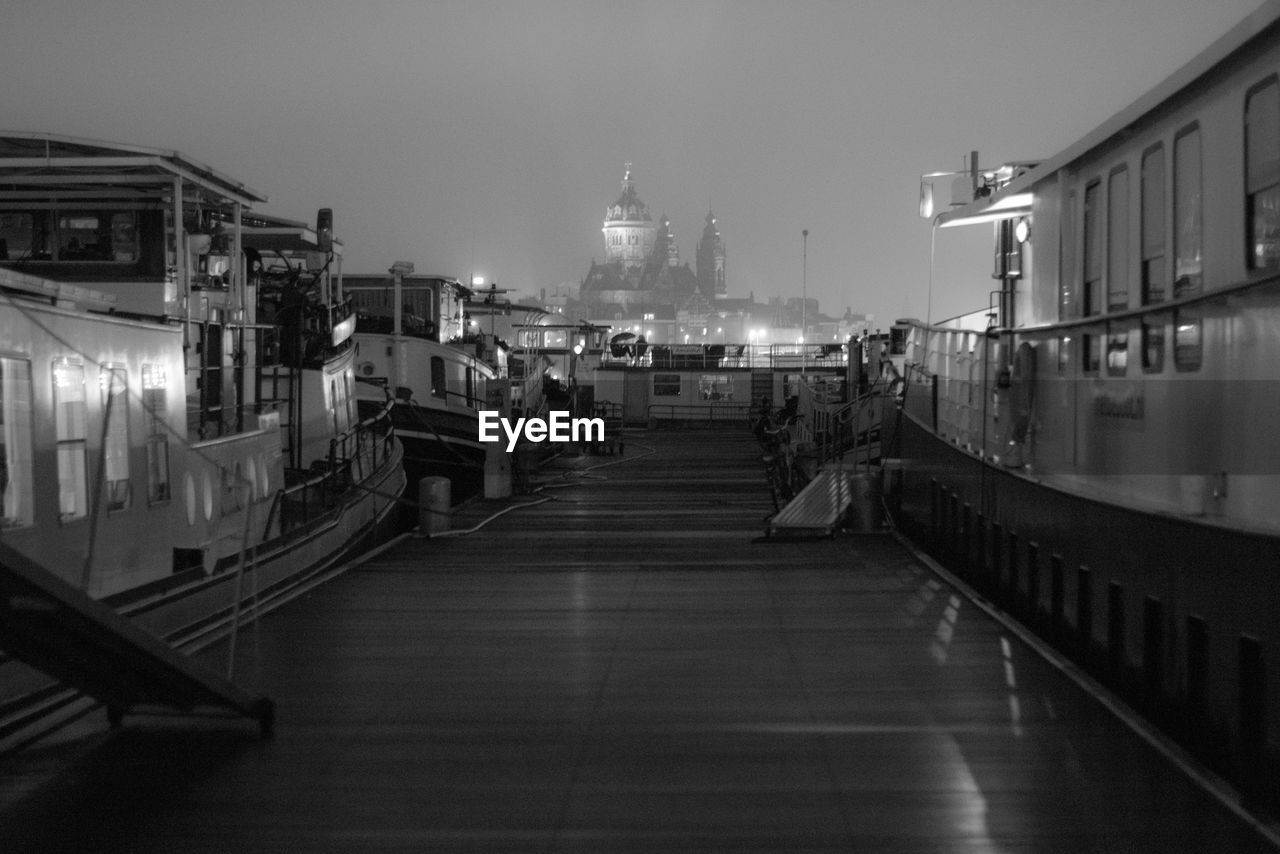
[802,228,808,373]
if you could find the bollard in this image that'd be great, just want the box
[418,476,451,536]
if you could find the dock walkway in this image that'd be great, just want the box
[3,428,1276,851]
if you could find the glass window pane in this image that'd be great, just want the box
[1083,182,1103,315]
[101,367,130,511]
[1108,169,1129,311]
[1,357,34,527]
[1174,128,1202,296]
[1142,320,1165,372]
[1174,310,1203,372]
[1141,147,1166,303]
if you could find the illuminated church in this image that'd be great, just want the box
[580,165,726,315]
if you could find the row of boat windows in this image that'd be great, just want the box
[0,356,170,529]
[0,210,140,263]
[1060,72,1280,371]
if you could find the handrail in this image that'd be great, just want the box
[646,402,752,423]
[262,397,397,540]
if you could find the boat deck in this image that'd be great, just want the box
[2,427,1276,852]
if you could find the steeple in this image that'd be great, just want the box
[696,209,726,297]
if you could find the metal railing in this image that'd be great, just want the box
[263,397,397,540]
[646,401,753,424]
[799,375,895,474]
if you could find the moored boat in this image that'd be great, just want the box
[898,2,1280,795]
[0,132,404,744]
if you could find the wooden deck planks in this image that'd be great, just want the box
[2,427,1276,852]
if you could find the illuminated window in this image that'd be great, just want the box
[100,366,130,512]
[1174,125,1203,297]
[1141,145,1166,303]
[698,374,734,401]
[1106,329,1128,376]
[53,358,88,522]
[142,363,170,504]
[1,357,34,527]
[1246,77,1280,271]
[1174,309,1203,372]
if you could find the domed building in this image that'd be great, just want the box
[581,165,722,320]
[601,165,656,272]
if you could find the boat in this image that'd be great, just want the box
[895,2,1280,795]
[346,267,502,501]
[0,132,405,744]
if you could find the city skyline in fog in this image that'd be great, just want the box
[0,0,1264,330]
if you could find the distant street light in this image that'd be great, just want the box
[802,228,808,372]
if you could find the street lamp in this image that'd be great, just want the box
[802,228,808,372]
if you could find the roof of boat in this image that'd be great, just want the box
[938,0,1280,227]
[0,131,268,205]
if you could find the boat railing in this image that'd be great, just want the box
[598,342,848,371]
[263,397,396,540]
[811,380,893,473]
[646,401,752,425]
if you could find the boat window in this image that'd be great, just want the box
[1141,145,1166,303]
[142,364,170,504]
[653,373,681,397]
[0,356,34,527]
[431,356,447,400]
[1082,334,1100,374]
[1173,125,1203,297]
[53,358,88,522]
[1107,166,1129,311]
[1246,77,1280,271]
[1173,309,1203,372]
[1057,336,1071,376]
[55,211,137,262]
[1105,327,1128,377]
[100,366,130,512]
[1059,191,1077,321]
[1083,180,1103,316]
[1141,318,1165,373]
[698,374,734,401]
[465,366,475,407]
[0,213,37,260]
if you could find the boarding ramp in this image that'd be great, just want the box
[0,542,274,735]
[765,467,884,538]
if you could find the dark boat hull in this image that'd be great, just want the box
[889,409,1280,792]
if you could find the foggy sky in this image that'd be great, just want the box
[0,0,1263,328]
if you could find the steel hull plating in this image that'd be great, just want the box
[889,409,1280,791]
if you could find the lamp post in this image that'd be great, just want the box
[802,228,808,372]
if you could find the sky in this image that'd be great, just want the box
[0,0,1266,329]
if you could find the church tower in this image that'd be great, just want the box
[655,214,680,267]
[602,164,656,273]
[696,209,726,297]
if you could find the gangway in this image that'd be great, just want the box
[0,542,274,736]
[765,468,852,538]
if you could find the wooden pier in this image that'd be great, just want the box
[2,427,1276,851]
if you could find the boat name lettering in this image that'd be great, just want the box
[478,410,605,451]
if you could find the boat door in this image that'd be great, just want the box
[622,371,648,424]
